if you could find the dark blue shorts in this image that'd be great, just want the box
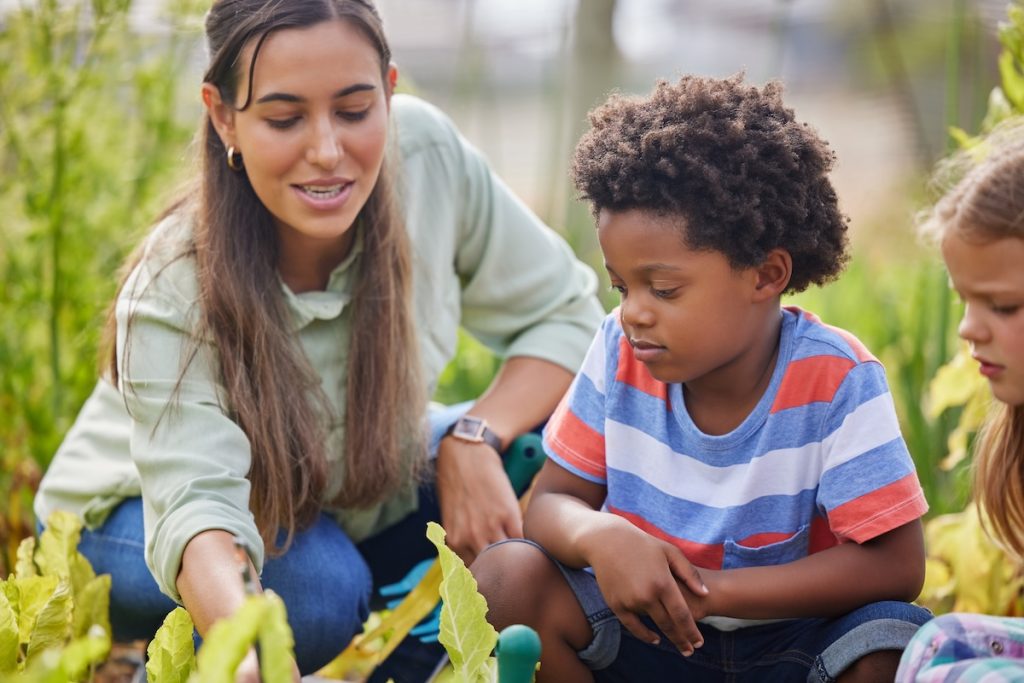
[502,538,932,682]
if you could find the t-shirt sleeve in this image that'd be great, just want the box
[542,313,619,485]
[816,361,928,543]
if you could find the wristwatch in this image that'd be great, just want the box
[443,415,503,453]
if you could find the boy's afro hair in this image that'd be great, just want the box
[572,74,849,293]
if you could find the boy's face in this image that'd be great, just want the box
[597,208,765,387]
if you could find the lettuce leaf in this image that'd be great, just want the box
[146,607,196,683]
[426,522,497,683]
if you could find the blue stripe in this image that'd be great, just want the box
[565,372,606,435]
[818,437,914,510]
[606,469,819,545]
[546,450,606,485]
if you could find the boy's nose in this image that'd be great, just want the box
[620,297,654,328]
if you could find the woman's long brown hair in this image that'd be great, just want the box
[105,0,425,555]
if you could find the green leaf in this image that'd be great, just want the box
[257,591,295,683]
[196,596,268,683]
[927,346,989,418]
[15,537,37,580]
[146,607,196,683]
[71,575,110,640]
[14,576,59,645]
[426,522,498,683]
[56,627,111,682]
[0,589,19,673]
[35,511,84,582]
[24,579,72,664]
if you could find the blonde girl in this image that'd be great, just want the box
[896,129,1024,681]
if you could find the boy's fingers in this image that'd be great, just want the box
[615,609,662,647]
[651,594,703,655]
[667,548,708,595]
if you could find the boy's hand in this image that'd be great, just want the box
[585,521,708,656]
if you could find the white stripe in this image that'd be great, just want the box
[820,392,902,472]
[605,422,823,508]
[578,326,607,393]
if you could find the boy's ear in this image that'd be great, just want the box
[752,248,792,302]
[201,83,236,148]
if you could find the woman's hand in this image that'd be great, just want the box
[585,521,708,656]
[435,437,522,565]
[233,648,300,683]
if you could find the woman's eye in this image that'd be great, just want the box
[266,117,298,130]
[338,109,370,122]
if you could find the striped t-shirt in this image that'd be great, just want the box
[544,306,928,572]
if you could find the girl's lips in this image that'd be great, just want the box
[978,361,1004,379]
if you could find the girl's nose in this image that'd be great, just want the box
[958,303,990,344]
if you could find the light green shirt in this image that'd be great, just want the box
[34,95,603,603]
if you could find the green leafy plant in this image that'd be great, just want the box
[0,510,111,681]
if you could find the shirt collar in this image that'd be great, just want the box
[280,228,365,330]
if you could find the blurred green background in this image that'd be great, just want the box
[0,0,1012,577]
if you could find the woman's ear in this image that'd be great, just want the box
[385,63,398,106]
[201,83,236,148]
[752,248,793,302]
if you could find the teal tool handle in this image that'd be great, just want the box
[496,624,541,683]
[503,432,546,496]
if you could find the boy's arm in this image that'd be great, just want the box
[692,519,925,620]
[525,461,709,654]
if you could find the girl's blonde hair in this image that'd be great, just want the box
[923,121,1024,561]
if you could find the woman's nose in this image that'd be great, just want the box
[307,116,343,169]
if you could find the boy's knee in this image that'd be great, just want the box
[836,649,903,683]
[472,540,561,626]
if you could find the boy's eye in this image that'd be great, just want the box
[609,284,626,295]
[266,117,299,130]
[652,287,678,299]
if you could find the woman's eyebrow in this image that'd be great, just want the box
[254,83,376,105]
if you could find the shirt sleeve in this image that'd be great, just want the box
[433,103,603,371]
[816,360,929,543]
[542,313,618,484]
[116,250,264,604]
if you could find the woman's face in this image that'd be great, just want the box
[205,19,393,269]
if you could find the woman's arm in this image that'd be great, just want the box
[693,519,925,620]
[436,356,573,562]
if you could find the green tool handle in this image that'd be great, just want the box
[503,432,546,496]
[496,624,541,683]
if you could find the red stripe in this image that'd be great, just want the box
[807,515,839,554]
[828,473,928,543]
[771,355,855,413]
[790,306,876,363]
[545,398,606,480]
[608,505,724,569]
[614,336,668,401]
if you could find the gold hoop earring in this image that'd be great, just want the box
[226,145,244,171]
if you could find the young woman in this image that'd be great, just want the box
[895,129,1024,681]
[33,0,603,679]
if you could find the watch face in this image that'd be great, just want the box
[454,416,485,440]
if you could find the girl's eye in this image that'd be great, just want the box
[266,117,298,130]
[992,304,1020,315]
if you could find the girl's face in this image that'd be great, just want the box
[942,231,1024,406]
[204,19,393,272]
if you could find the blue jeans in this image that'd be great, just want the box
[64,403,475,678]
[499,538,933,682]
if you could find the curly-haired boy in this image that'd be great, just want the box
[472,75,932,682]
